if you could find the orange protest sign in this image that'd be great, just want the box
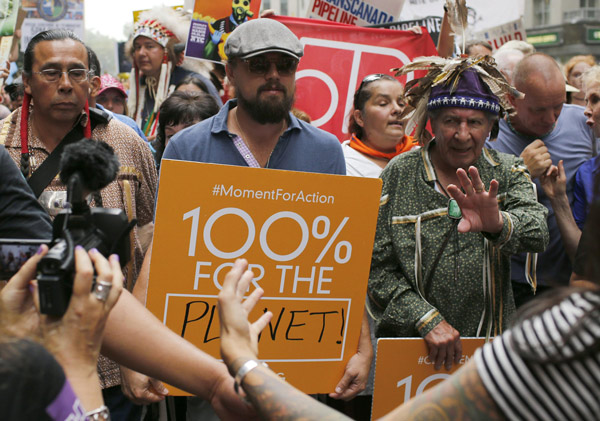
[146,160,382,394]
[371,338,487,419]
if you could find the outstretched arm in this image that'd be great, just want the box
[380,360,504,421]
[217,260,502,421]
[101,288,256,420]
[218,259,349,420]
[437,8,455,58]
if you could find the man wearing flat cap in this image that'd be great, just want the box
[368,59,549,371]
[163,18,345,173]
[134,17,370,417]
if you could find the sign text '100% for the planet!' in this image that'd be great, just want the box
[182,207,353,294]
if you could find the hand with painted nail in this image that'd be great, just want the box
[40,247,123,371]
[38,247,123,412]
[0,244,48,335]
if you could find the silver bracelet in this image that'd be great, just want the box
[233,359,268,397]
[86,405,110,421]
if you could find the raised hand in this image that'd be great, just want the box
[446,166,503,234]
[218,259,273,369]
[520,139,552,179]
[540,160,566,200]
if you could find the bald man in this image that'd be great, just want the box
[487,53,598,305]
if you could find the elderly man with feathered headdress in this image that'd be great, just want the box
[128,6,222,138]
[367,56,549,371]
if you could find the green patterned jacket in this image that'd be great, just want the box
[367,142,549,339]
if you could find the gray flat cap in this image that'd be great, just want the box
[225,19,304,60]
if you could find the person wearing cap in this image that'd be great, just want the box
[93,73,147,144]
[128,6,222,138]
[161,18,344,173]
[368,58,548,371]
[487,53,599,306]
[97,73,128,115]
[134,17,368,416]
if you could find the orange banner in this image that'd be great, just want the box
[371,338,487,419]
[147,160,382,394]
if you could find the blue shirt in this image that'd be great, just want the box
[487,104,598,286]
[573,155,600,229]
[163,100,346,175]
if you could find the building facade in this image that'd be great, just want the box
[525,0,600,62]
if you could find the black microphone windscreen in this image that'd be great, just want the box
[59,139,120,192]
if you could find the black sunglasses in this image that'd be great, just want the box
[241,56,299,76]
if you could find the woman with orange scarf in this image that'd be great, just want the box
[342,74,418,178]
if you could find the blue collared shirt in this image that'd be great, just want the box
[163,99,346,175]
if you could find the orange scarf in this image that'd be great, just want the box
[349,134,417,160]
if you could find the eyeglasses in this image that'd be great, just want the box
[241,56,299,76]
[32,68,91,83]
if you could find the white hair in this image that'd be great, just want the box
[493,49,525,84]
[496,40,535,55]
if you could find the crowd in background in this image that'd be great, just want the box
[0,3,599,421]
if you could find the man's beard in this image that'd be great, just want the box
[237,82,294,125]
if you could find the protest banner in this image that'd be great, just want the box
[371,338,486,419]
[472,18,526,51]
[369,16,442,44]
[185,0,261,63]
[305,0,404,27]
[399,0,525,33]
[273,15,437,142]
[146,160,382,394]
[20,0,84,53]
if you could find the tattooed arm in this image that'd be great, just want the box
[380,360,504,421]
[231,357,350,421]
[218,260,503,421]
[218,259,351,420]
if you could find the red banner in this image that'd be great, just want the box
[273,16,438,142]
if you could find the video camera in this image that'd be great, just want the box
[37,139,136,316]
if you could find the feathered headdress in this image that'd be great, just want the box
[393,55,524,143]
[133,6,190,47]
[128,6,211,137]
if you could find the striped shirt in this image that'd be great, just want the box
[475,291,600,421]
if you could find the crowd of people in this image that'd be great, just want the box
[0,3,599,421]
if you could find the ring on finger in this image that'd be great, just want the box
[92,280,112,302]
[474,186,485,193]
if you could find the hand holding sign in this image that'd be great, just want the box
[218,258,273,369]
